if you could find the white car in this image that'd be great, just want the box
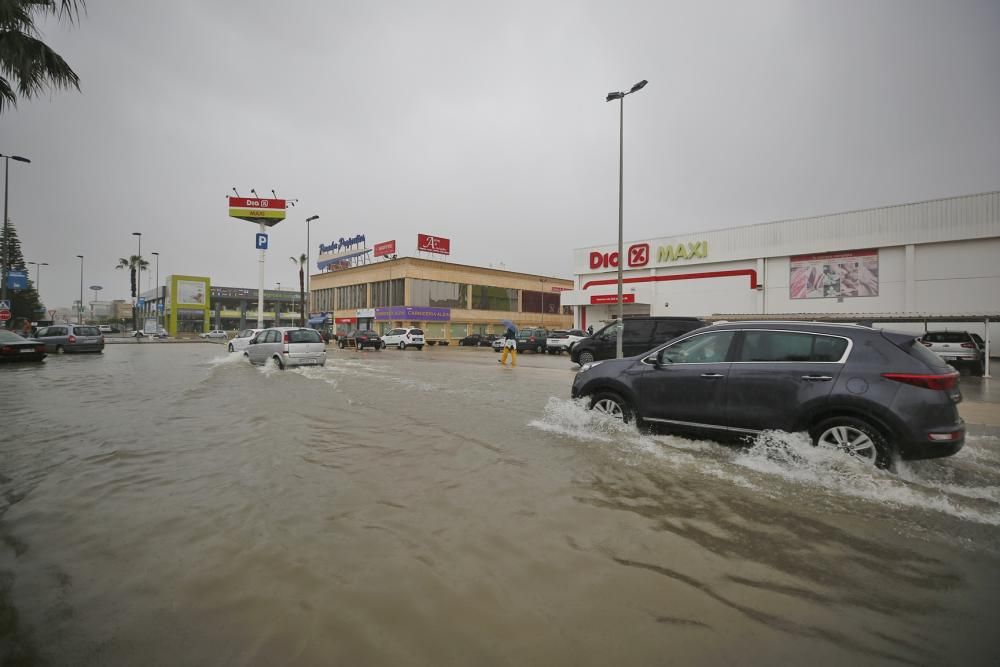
[381,327,425,350]
[246,327,326,369]
[200,330,229,340]
[545,329,589,354]
[229,328,262,353]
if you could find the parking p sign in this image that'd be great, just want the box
[255,233,269,250]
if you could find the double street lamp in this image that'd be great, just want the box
[305,214,319,314]
[1,152,31,315]
[76,255,84,324]
[132,232,141,329]
[27,261,48,300]
[606,79,647,359]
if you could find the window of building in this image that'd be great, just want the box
[471,285,518,311]
[314,288,333,312]
[371,279,405,307]
[177,309,205,333]
[412,280,467,309]
[522,290,560,314]
[448,323,468,338]
[335,284,367,310]
[423,323,445,339]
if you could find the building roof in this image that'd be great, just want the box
[312,255,573,284]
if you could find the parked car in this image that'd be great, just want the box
[920,331,985,375]
[98,324,118,334]
[246,327,326,369]
[34,324,105,354]
[382,327,425,350]
[338,330,382,350]
[545,329,589,355]
[515,328,549,353]
[457,333,496,347]
[492,336,507,351]
[570,317,707,366]
[132,328,168,339]
[572,321,965,468]
[200,330,229,340]
[0,330,47,362]
[229,328,263,353]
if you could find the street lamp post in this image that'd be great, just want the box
[27,261,48,300]
[1,153,31,318]
[132,232,141,331]
[605,79,647,359]
[76,255,84,324]
[151,251,160,330]
[305,215,319,314]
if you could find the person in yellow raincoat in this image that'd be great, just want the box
[498,325,517,367]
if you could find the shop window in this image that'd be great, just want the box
[412,280,467,309]
[448,323,468,338]
[423,323,445,339]
[471,285,518,311]
[523,290,561,314]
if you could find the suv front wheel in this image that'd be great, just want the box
[588,391,634,423]
[810,416,891,468]
[577,350,595,366]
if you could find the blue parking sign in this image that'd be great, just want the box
[255,233,269,250]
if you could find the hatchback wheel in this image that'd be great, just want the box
[578,351,595,366]
[271,356,285,370]
[811,417,890,468]
[399,342,406,350]
[589,391,634,423]
[55,346,65,355]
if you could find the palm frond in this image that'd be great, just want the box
[0,29,80,112]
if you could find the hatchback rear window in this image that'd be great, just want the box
[410,329,424,335]
[75,327,100,336]
[923,332,970,343]
[289,329,322,343]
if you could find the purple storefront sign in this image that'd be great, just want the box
[375,306,451,322]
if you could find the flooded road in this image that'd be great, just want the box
[1,344,999,665]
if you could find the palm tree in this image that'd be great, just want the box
[115,255,148,330]
[290,254,306,327]
[0,1,86,113]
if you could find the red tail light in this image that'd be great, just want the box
[1,346,12,354]
[282,332,290,344]
[68,334,77,344]
[36,345,45,353]
[960,342,975,349]
[883,372,958,391]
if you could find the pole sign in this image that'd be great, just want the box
[228,197,287,227]
[0,310,10,322]
[255,233,269,250]
[0,300,10,310]
[417,234,450,255]
[6,271,27,290]
[373,240,396,257]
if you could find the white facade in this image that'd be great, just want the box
[565,191,1000,343]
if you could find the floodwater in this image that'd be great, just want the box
[1,343,999,666]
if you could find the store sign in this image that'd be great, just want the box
[335,317,357,324]
[790,248,879,299]
[373,240,396,257]
[589,242,656,270]
[656,241,708,263]
[320,234,366,254]
[417,234,450,255]
[228,197,286,227]
[375,306,451,322]
[590,294,635,305]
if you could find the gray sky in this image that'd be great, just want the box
[3,0,999,309]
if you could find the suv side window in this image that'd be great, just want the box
[738,331,848,363]
[660,331,735,364]
[36,327,48,337]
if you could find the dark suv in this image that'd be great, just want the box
[516,328,548,353]
[570,317,706,366]
[571,321,964,468]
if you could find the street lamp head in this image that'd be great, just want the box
[629,79,648,93]
[306,215,319,222]
[132,232,141,237]
[76,254,83,259]
[151,251,159,256]
[11,155,31,163]
[606,91,624,102]
[41,262,48,266]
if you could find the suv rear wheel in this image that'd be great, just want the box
[398,341,406,350]
[589,391,634,423]
[810,417,890,468]
[577,350,595,366]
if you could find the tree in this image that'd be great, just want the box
[0,1,86,113]
[290,254,306,327]
[115,254,148,330]
[0,218,42,325]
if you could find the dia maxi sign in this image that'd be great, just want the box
[228,197,287,327]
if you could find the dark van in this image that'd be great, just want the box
[570,317,706,366]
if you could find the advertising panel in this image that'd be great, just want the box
[417,234,450,255]
[590,294,636,305]
[375,306,451,322]
[374,240,396,257]
[789,249,879,299]
[227,197,286,227]
[176,279,208,305]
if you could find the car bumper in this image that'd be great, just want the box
[898,423,966,460]
[285,355,327,366]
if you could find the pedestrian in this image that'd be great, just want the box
[498,325,517,367]
[21,319,31,337]
[587,324,594,335]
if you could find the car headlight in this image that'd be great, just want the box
[579,361,604,373]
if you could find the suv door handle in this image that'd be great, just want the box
[801,375,833,381]
[700,373,725,378]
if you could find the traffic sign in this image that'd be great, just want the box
[137,297,145,307]
[0,310,11,322]
[0,300,9,310]
[157,303,164,313]
[255,233,269,250]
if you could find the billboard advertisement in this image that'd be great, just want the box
[374,240,396,257]
[789,249,878,299]
[176,279,209,305]
[417,234,450,255]
[227,197,286,227]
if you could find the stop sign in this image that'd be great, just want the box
[0,310,11,321]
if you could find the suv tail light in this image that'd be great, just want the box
[68,334,77,344]
[882,372,958,391]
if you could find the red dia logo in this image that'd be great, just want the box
[589,251,619,269]
[628,243,649,267]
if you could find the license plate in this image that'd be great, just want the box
[943,356,958,361]
[20,348,34,353]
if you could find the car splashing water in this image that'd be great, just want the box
[1,344,999,665]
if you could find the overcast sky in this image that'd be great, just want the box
[2,0,999,309]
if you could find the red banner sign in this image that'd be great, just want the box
[417,234,450,255]
[374,240,396,257]
[227,197,286,210]
[590,293,635,305]
[335,317,357,324]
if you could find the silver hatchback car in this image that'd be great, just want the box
[34,323,105,354]
[246,327,326,369]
